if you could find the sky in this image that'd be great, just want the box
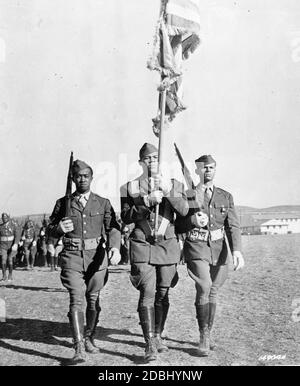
[0,0,300,216]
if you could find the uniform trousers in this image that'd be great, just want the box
[187,259,228,305]
[61,268,108,313]
[131,263,177,310]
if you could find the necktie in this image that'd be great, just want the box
[205,187,212,201]
[78,194,87,208]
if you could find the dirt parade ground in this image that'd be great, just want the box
[0,234,299,367]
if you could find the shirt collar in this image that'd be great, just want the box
[196,183,214,192]
[76,191,91,200]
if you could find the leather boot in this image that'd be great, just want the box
[50,255,55,271]
[7,264,13,281]
[54,255,59,271]
[138,306,158,362]
[24,252,30,270]
[68,310,86,364]
[84,309,100,354]
[208,302,217,350]
[195,304,210,357]
[1,262,7,281]
[154,303,169,352]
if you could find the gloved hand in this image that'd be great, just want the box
[18,241,24,247]
[108,248,121,266]
[11,243,18,252]
[191,211,209,228]
[233,251,245,271]
[32,241,37,247]
[151,174,172,195]
[57,218,74,234]
[144,190,164,207]
[40,230,45,236]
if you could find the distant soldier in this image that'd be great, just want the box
[20,220,38,270]
[0,213,19,281]
[38,218,49,267]
[48,159,121,364]
[175,154,245,356]
[120,143,189,362]
[119,223,134,265]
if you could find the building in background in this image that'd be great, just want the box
[260,218,300,235]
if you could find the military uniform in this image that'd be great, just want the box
[21,221,38,269]
[38,221,49,267]
[0,215,19,281]
[120,142,189,361]
[175,154,242,356]
[49,159,120,363]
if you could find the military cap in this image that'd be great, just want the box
[139,143,158,160]
[195,154,216,165]
[72,159,93,175]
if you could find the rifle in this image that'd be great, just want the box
[65,151,74,217]
[174,143,196,190]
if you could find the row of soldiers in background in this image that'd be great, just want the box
[0,212,132,281]
[0,214,63,281]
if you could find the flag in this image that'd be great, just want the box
[148,0,201,136]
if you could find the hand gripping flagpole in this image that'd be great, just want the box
[154,85,167,241]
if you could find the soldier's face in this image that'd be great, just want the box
[2,213,9,223]
[73,168,93,193]
[140,152,159,175]
[196,163,216,184]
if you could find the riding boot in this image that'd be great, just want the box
[68,310,86,364]
[154,303,169,352]
[1,262,7,281]
[31,251,35,269]
[43,253,48,267]
[7,263,13,281]
[84,309,100,354]
[24,252,30,270]
[50,255,55,271]
[138,306,158,362]
[208,302,217,350]
[195,304,210,357]
[54,255,59,270]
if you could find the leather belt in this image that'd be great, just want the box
[187,228,224,242]
[62,237,102,251]
[0,236,14,241]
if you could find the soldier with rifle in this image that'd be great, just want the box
[38,216,49,267]
[120,143,189,362]
[174,145,245,357]
[48,155,121,364]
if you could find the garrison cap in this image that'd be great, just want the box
[195,154,216,165]
[139,143,158,160]
[72,159,93,175]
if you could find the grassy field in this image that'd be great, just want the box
[0,234,299,366]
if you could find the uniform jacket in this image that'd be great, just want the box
[49,191,121,272]
[120,176,189,265]
[0,220,19,249]
[176,185,242,265]
[21,226,37,246]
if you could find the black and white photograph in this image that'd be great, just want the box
[0,0,299,371]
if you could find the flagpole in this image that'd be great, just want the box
[154,86,167,241]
